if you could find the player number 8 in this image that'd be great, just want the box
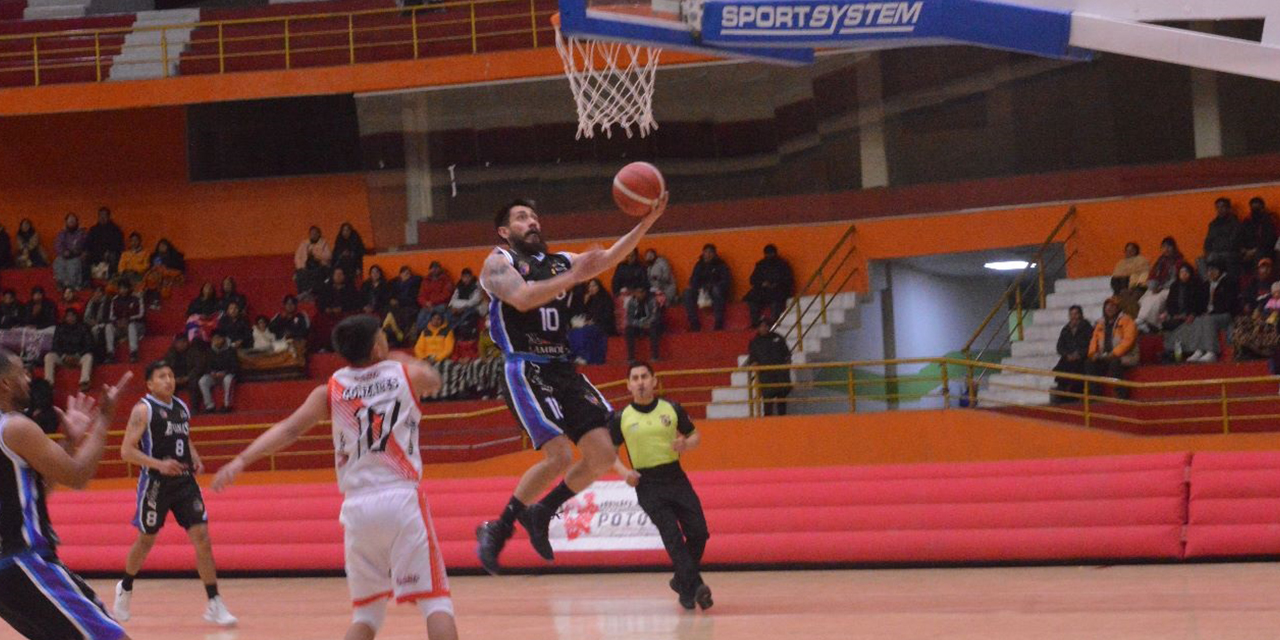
[175,440,185,457]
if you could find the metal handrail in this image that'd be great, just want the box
[769,223,860,354]
[962,205,1078,357]
[0,0,552,86]
[77,353,1280,478]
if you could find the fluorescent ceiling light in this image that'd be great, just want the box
[984,260,1035,271]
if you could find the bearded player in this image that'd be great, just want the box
[475,193,667,574]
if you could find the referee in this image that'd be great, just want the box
[609,361,712,611]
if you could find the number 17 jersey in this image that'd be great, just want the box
[329,360,423,494]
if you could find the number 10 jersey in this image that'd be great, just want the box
[481,247,575,360]
[329,360,423,494]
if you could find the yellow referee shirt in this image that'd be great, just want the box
[608,398,696,475]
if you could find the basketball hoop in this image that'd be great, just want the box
[552,12,660,139]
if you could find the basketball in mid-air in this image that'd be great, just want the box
[612,162,666,217]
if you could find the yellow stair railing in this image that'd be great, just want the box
[0,0,553,87]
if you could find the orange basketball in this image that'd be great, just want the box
[612,162,666,217]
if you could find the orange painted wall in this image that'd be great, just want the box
[0,107,374,259]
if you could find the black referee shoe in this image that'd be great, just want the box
[694,584,714,610]
[475,520,513,576]
[518,503,556,561]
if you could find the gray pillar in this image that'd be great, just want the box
[855,52,889,189]
[402,92,434,245]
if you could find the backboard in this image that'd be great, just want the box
[558,0,1280,83]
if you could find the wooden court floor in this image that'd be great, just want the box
[5,564,1280,639]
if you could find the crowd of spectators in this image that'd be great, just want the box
[1053,196,1280,400]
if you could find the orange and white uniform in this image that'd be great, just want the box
[329,360,450,612]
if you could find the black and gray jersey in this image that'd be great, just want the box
[0,413,57,556]
[481,247,576,361]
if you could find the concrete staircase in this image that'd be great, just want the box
[705,291,859,419]
[24,0,89,20]
[981,275,1114,407]
[107,8,199,80]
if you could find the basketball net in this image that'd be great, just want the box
[552,13,660,139]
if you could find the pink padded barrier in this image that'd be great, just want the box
[1186,451,1280,558]
[50,453,1191,574]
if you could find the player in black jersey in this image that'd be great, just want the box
[113,361,237,627]
[475,195,667,574]
[0,350,132,640]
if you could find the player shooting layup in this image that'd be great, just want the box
[212,316,457,640]
[475,194,667,574]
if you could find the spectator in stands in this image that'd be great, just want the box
[1087,297,1137,398]
[185,282,220,344]
[452,316,480,361]
[1240,197,1278,269]
[293,226,332,298]
[1110,241,1150,318]
[1051,305,1092,403]
[1239,257,1276,315]
[116,232,148,287]
[0,290,22,329]
[745,244,795,326]
[645,248,677,305]
[1136,237,1186,333]
[314,267,361,351]
[1161,264,1210,360]
[163,333,207,407]
[82,285,109,359]
[53,213,88,291]
[624,287,663,361]
[24,287,56,330]
[105,279,144,362]
[216,301,253,349]
[612,250,649,296]
[684,243,731,332]
[569,315,607,365]
[249,315,283,352]
[1182,263,1240,363]
[1233,281,1280,360]
[1202,197,1243,278]
[59,288,83,318]
[746,319,793,416]
[14,218,47,268]
[417,261,455,318]
[393,265,422,310]
[332,222,367,280]
[0,223,13,269]
[381,297,417,347]
[447,267,483,327]
[361,265,392,316]
[219,276,248,314]
[582,278,617,336]
[44,308,95,392]
[200,331,239,413]
[269,295,310,346]
[86,206,124,280]
[414,311,455,363]
[143,238,185,307]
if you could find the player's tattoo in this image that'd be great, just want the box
[481,251,525,303]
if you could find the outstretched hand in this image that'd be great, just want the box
[212,457,245,492]
[55,393,97,446]
[641,191,669,225]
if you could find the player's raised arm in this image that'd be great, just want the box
[577,192,669,278]
[7,372,132,489]
[212,384,329,491]
[387,350,442,398]
[481,249,582,312]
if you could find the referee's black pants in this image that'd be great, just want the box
[635,475,709,594]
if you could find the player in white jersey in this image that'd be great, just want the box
[212,315,456,640]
